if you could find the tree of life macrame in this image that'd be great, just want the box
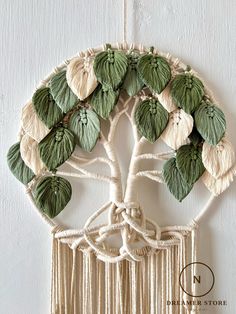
[7,42,235,262]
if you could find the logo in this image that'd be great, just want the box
[179,262,215,298]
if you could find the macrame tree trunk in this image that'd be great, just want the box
[21,42,230,314]
[45,88,201,314]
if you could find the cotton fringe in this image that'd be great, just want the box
[51,228,199,314]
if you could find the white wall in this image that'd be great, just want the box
[0,1,235,313]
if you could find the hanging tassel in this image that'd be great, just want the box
[51,227,198,314]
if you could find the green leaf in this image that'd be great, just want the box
[50,70,78,113]
[137,54,171,94]
[7,142,35,184]
[39,126,75,170]
[32,87,64,128]
[194,101,226,145]
[176,144,205,184]
[93,47,128,89]
[90,84,119,119]
[68,108,100,152]
[34,176,72,218]
[163,157,193,202]
[135,98,169,143]
[170,73,204,113]
[122,52,144,96]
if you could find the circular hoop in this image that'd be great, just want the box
[8,42,235,261]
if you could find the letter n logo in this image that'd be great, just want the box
[193,275,201,284]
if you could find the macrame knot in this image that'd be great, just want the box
[114,201,140,215]
[51,225,65,235]
[188,219,199,230]
[112,201,162,255]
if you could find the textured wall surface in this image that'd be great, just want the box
[0,1,235,313]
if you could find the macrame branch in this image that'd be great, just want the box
[128,96,140,142]
[136,170,163,183]
[71,154,114,168]
[135,151,174,161]
[100,140,123,202]
[56,170,114,183]
[108,98,132,142]
[62,104,125,199]
[65,159,115,182]
[52,93,179,261]
[63,96,131,204]
[123,93,171,203]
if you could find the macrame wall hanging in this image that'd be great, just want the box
[7,3,236,314]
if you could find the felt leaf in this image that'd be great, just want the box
[66,56,98,100]
[157,83,177,112]
[93,47,128,89]
[176,144,205,184]
[50,70,78,113]
[170,73,204,113]
[68,108,100,152]
[21,101,50,142]
[34,176,72,218]
[91,84,119,119]
[161,109,194,150]
[202,166,235,196]
[32,87,64,128]
[20,134,44,174]
[194,101,226,145]
[122,52,144,96]
[163,157,193,201]
[7,142,35,184]
[202,138,235,178]
[39,126,75,171]
[137,54,171,94]
[135,98,169,143]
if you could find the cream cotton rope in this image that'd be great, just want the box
[7,42,236,314]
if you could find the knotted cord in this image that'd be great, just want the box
[21,42,233,314]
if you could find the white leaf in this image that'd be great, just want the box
[202,137,235,178]
[161,109,194,150]
[20,134,44,174]
[21,101,50,142]
[156,84,177,112]
[66,56,98,100]
[202,165,236,195]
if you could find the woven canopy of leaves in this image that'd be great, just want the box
[7,44,233,218]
